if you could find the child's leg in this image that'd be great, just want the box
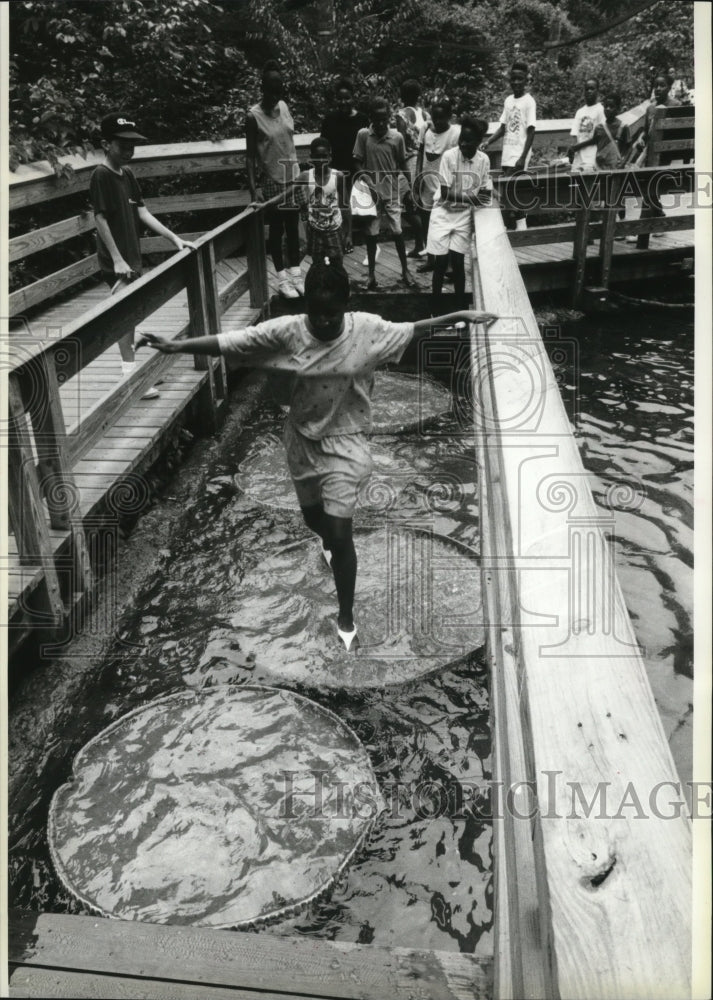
[449,250,466,298]
[322,515,357,632]
[284,207,301,268]
[118,331,135,363]
[431,253,449,312]
[267,207,286,272]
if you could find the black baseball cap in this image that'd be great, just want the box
[101,113,148,141]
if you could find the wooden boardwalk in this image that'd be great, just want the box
[6,203,694,640]
[8,909,492,999]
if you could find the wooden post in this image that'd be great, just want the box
[19,354,93,593]
[246,209,269,311]
[7,374,65,623]
[571,203,591,307]
[185,245,220,433]
[599,173,625,292]
[199,241,228,405]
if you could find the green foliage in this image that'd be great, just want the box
[10,0,694,173]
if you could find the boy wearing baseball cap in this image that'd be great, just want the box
[90,112,196,397]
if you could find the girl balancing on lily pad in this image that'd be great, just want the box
[140,260,497,653]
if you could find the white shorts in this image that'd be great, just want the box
[426,203,473,255]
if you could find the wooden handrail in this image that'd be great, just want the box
[6,193,279,628]
[7,119,579,209]
[470,203,692,999]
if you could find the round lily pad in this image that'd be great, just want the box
[234,433,476,516]
[48,686,384,929]
[370,371,453,433]
[184,525,484,690]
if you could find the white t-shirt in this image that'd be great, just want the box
[217,312,414,439]
[570,102,606,171]
[432,146,491,209]
[421,123,461,208]
[499,93,537,167]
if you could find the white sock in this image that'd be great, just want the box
[121,360,136,377]
[515,218,528,230]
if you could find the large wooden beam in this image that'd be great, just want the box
[8,909,492,1000]
[472,204,692,998]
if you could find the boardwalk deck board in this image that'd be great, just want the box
[8,910,492,1000]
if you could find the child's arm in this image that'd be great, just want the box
[411,309,498,340]
[94,213,134,279]
[514,125,536,170]
[481,123,504,151]
[136,207,196,251]
[138,332,222,355]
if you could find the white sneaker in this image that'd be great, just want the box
[288,267,305,296]
[625,235,638,243]
[515,218,528,231]
[141,385,160,400]
[362,245,381,267]
[277,269,299,298]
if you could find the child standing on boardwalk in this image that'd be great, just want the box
[395,79,431,257]
[140,262,496,652]
[426,117,491,313]
[246,61,303,299]
[481,61,536,230]
[567,78,606,172]
[295,138,348,271]
[320,78,369,253]
[90,112,196,398]
[353,98,415,290]
[416,98,461,273]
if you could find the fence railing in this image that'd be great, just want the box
[7,116,616,316]
[469,204,692,998]
[6,195,277,630]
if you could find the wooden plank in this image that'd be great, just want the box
[64,352,184,464]
[9,256,99,317]
[9,911,492,1000]
[9,212,96,262]
[7,377,65,620]
[148,190,251,216]
[8,966,303,1000]
[8,138,315,209]
[474,203,692,999]
[470,256,547,999]
[8,125,572,208]
[650,138,695,154]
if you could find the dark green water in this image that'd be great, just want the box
[8,302,693,958]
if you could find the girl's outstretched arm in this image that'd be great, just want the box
[138,332,222,356]
[411,310,498,340]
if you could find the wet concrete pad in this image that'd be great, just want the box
[49,686,384,928]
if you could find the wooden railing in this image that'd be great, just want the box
[469,205,692,998]
[491,161,695,305]
[6,196,276,630]
[7,117,591,318]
